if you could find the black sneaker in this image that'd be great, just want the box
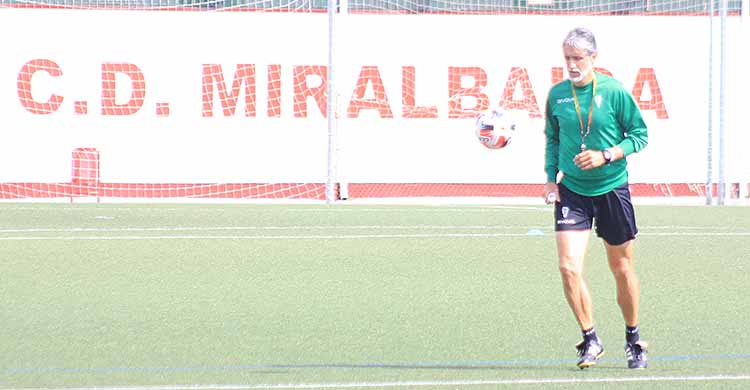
[576,338,605,369]
[625,340,648,369]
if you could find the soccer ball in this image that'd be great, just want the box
[475,108,515,149]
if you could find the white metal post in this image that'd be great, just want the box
[337,0,349,200]
[717,0,727,205]
[326,0,338,204]
[741,0,749,199]
[706,0,714,205]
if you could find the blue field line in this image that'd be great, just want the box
[5,354,750,377]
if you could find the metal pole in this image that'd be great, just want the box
[706,0,714,205]
[337,0,349,200]
[742,0,750,200]
[325,0,337,204]
[718,0,727,205]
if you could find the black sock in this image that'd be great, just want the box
[626,325,640,344]
[582,327,598,342]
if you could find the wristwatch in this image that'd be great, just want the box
[602,149,613,164]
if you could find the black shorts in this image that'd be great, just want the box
[554,183,638,246]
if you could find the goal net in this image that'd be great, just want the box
[1,0,747,204]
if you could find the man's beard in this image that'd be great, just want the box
[569,62,592,84]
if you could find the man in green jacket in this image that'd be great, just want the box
[543,27,649,370]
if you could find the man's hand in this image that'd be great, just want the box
[544,182,559,204]
[574,149,607,170]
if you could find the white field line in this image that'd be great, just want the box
[0,233,542,241]
[0,225,749,241]
[0,225,540,234]
[1,232,750,241]
[6,375,750,390]
[0,224,744,234]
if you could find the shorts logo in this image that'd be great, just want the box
[558,206,576,225]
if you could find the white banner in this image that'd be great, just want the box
[0,10,745,184]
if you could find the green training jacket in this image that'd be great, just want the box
[544,72,648,196]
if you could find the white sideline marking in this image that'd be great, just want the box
[0,224,741,234]
[1,224,748,241]
[0,225,539,233]
[7,375,750,390]
[0,232,541,241]
[0,229,749,241]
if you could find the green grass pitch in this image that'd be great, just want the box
[1,203,749,389]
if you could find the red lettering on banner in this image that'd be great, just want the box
[501,67,541,118]
[267,64,281,118]
[14,60,669,121]
[632,68,668,119]
[293,65,327,118]
[74,101,88,115]
[595,67,613,77]
[17,59,64,114]
[448,67,489,118]
[402,66,437,119]
[101,63,146,116]
[201,64,256,117]
[551,67,564,85]
[347,66,393,118]
[155,103,170,116]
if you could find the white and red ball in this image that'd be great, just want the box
[475,109,516,149]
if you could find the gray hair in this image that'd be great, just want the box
[563,27,597,56]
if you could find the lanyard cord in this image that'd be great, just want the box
[570,76,597,151]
